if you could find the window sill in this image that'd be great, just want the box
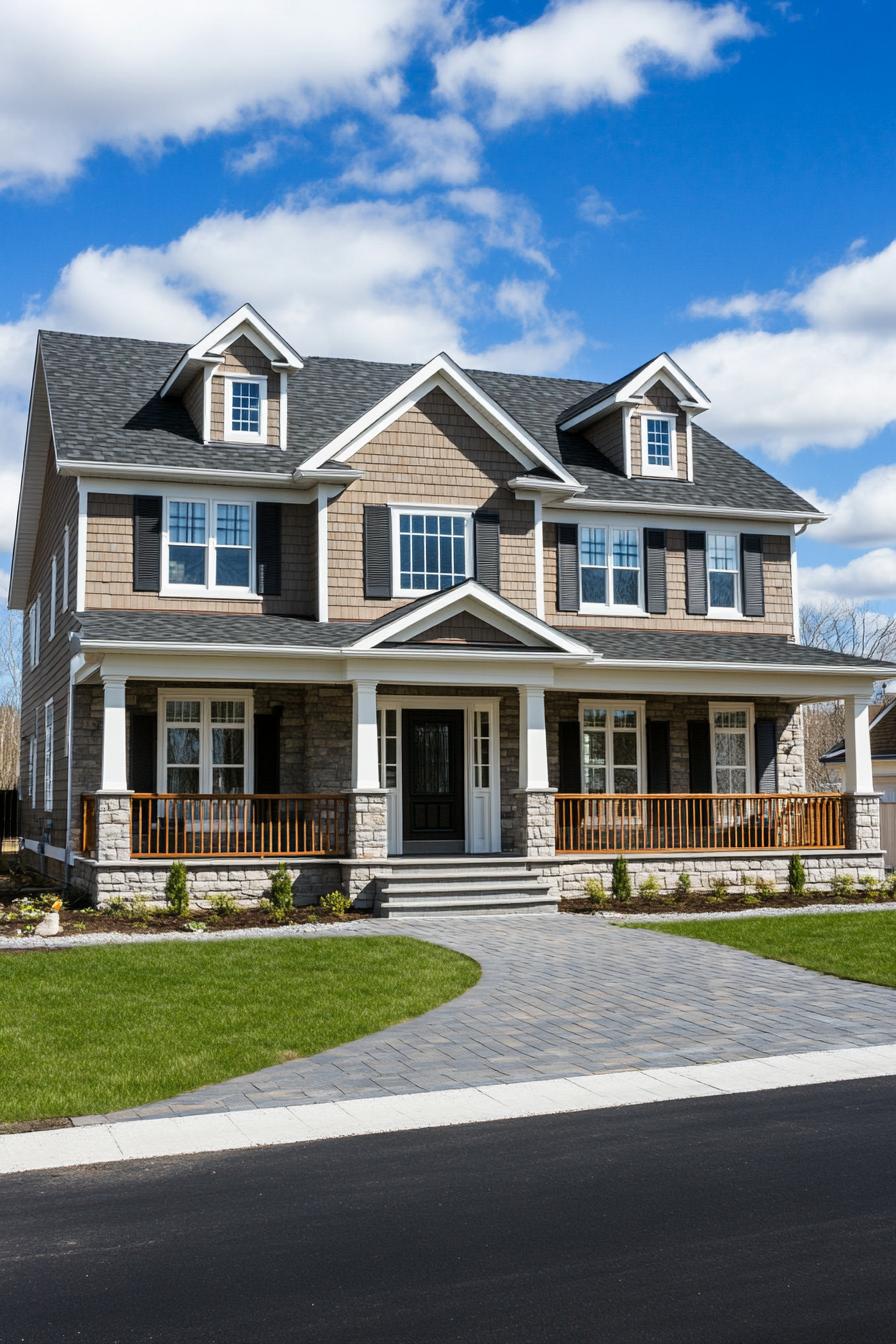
[160,588,262,601]
[579,605,646,617]
[706,610,747,621]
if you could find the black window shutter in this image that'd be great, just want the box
[128,713,156,792]
[754,717,778,793]
[133,496,162,593]
[741,534,765,617]
[363,504,392,598]
[687,720,712,792]
[256,503,282,596]
[253,711,281,793]
[473,510,500,592]
[646,720,671,793]
[558,719,582,792]
[556,524,580,612]
[644,528,667,614]
[685,531,707,615]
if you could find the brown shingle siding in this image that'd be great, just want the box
[630,382,689,481]
[209,336,280,445]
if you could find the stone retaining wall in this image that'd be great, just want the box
[71,857,342,907]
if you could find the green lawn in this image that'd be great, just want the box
[636,911,896,991]
[0,936,480,1124]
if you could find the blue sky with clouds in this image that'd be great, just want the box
[2,0,894,611]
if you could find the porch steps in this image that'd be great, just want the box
[374,861,557,918]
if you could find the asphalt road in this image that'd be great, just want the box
[2,1078,895,1343]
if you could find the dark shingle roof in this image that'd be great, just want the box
[821,699,896,761]
[41,329,819,516]
[559,629,896,671]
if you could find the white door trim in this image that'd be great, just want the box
[377,695,502,855]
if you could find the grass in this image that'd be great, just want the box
[0,936,480,1124]
[635,911,896,991]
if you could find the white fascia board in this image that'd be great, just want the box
[300,353,581,488]
[9,346,55,610]
[544,500,825,528]
[160,304,303,398]
[509,475,585,498]
[61,463,302,489]
[348,580,592,654]
[75,475,317,507]
[292,467,363,484]
[559,354,711,432]
[553,663,891,700]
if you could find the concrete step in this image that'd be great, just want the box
[376,890,558,918]
[379,878,549,898]
[378,870,543,889]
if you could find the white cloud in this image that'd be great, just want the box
[804,465,896,548]
[343,113,481,193]
[0,0,449,189]
[577,188,638,228]
[0,194,583,548]
[676,238,896,457]
[447,187,552,270]
[687,289,791,320]
[228,136,295,175]
[799,549,896,607]
[436,0,757,128]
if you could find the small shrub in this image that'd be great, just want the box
[125,893,152,924]
[584,877,608,907]
[319,889,353,918]
[884,873,896,900]
[708,876,728,901]
[753,877,777,900]
[611,856,632,905]
[638,875,662,901]
[268,863,295,918]
[105,894,129,918]
[788,854,807,897]
[209,891,239,918]
[830,873,856,901]
[183,919,207,933]
[165,861,190,917]
[742,893,762,907]
[858,874,881,900]
[304,911,319,923]
[674,872,692,900]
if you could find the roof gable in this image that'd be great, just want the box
[160,304,303,399]
[558,353,710,432]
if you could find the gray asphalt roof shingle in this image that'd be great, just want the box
[40,329,819,516]
[560,628,896,670]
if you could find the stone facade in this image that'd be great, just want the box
[77,857,342,907]
[348,791,388,860]
[514,789,556,857]
[844,793,881,851]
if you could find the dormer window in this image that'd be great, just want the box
[225,376,266,442]
[641,413,677,477]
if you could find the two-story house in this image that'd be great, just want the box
[10,305,894,912]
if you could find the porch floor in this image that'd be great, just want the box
[75,916,896,1124]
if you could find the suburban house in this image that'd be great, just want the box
[9,304,895,913]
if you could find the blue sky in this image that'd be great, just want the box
[2,0,894,612]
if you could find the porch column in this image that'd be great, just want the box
[96,674,131,864]
[842,693,881,854]
[349,679,387,859]
[516,686,555,857]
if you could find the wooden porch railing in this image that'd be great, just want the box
[554,793,846,854]
[80,792,97,858]
[128,794,349,859]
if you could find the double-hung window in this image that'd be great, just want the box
[579,526,641,611]
[49,555,57,640]
[707,533,740,613]
[29,715,38,809]
[581,702,643,794]
[28,597,40,668]
[710,703,753,794]
[393,509,472,595]
[641,414,677,476]
[43,700,54,812]
[225,377,266,442]
[161,693,252,795]
[165,499,255,595]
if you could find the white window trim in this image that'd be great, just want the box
[579,700,646,793]
[49,554,57,641]
[28,596,41,668]
[223,374,268,444]
[708,701,755,795]
[639,412,678,478]
[156,689,255,794]
[578,523,644,615]
[706,531,743,618]
[43,699,54,813]
[62,526,70,611]
[389,504,475,599]
[29,726,38,810]
[161,496,259,599]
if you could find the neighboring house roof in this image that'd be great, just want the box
[38,329,820,516]
[820,699,896,762]
[74,608,896,675]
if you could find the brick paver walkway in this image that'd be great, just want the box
[77,916,896,1124]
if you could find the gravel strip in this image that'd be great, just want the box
[600,901,896,924]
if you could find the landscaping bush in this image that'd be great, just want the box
[209,891,239,918]
[707,876,728,905]
[858,875,881,900]
[584,877,608,907]
[319,889,353,918]
[754,877,777,900]
[611,856,631,904]
[638,875,662,901]
[788,854,807,897]
[830,873,856,901]
[674,872,692,900]
[164,862,190,917]
[268,863,295,918]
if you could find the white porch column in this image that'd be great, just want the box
[100,675,129,792]
[518,686,550,790]
[351,679,381,790]
[843,693,874,795]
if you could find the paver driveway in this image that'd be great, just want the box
[78,915,896,1124]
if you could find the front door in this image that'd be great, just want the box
[402,709,465,854]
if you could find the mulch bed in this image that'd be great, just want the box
[0,902,370,941]
[561,892,894,916]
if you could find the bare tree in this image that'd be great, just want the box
[800,600,896,789]
[0,608,21,790]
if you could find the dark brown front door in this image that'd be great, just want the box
[402,709,465,854]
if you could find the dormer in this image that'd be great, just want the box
[557,354,710,483]
[159,304,303,450]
